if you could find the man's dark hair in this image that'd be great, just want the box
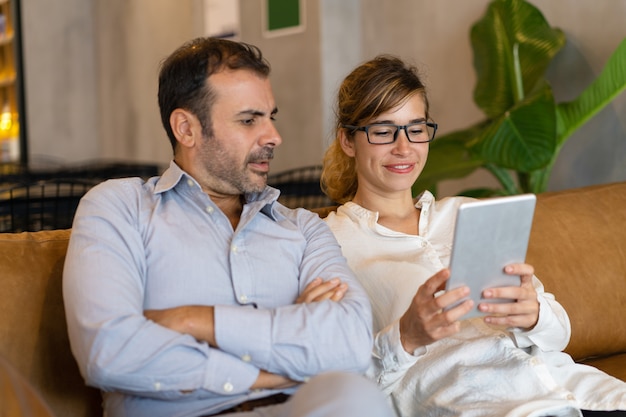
[158,37,271,151]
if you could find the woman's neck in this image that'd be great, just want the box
[352,191,420,235]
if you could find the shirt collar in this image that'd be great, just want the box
[343,190,435,217]
[415,190,435,210]
[154,160,282,220]
[154,160,186,194]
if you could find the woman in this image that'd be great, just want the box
[321,55,626,417]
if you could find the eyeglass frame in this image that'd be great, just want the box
[342,121,438,144]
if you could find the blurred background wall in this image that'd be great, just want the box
[19,0,626,196]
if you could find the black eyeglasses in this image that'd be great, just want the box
[342,121,438,144]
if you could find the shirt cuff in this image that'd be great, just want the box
[203,348,260,395]
[374,320,421,372]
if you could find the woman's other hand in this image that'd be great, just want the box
[479,263,539,329]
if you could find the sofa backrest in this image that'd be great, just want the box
[526,181,626,361]
[0,229,102,417]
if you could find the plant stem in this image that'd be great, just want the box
[518,171,530,193]
[529,143,563,193]
[513,43,524,102]
[485,163,518,195]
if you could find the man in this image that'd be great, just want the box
[63,38,392,417]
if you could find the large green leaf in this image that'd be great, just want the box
[474,83,557,171]
[556,36,626,146]
[471,0,565,117]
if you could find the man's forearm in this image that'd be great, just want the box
[251,370,298,390]
[144,305,216,346]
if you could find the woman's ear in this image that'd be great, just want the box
[339,129,356,157]
[170,109,200,148]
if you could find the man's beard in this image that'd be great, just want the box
[241,146,275,193]
[202,142,275,195]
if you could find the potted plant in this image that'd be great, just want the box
[413,0,626,196]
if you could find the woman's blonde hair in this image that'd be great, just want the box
[321,55,430,204]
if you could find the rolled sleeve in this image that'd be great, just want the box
[367,320,421,394]
[213,305,272,370]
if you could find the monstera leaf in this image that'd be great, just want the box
[474,82,557,172]
[556,36,626,146]
[472,0,565,117]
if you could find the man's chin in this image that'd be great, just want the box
[242,176,268,194]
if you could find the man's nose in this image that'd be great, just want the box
[261,120,282,147]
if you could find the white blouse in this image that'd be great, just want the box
[325,191,626,417]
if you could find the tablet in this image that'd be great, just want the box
[444,193,536,320]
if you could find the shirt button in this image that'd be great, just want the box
[206,206,214,214]
[239,295,248,303]
[187,179,194,187]
[154,382,161,390]
[223,382,234,393]
[231,245,238,253]
[242,354,251,362]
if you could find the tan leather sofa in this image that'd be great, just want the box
[0,181,625,417]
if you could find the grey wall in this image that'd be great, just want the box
[240,0,323,172]
[21,0,204,168]
[19,0,626,196]
[94,0,203,164]
[20,0,99,166]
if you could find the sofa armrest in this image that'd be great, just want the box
[0,229,102,417]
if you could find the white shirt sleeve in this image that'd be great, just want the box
[367,319,425,394]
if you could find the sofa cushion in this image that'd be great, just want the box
[581,353,626,382]
[0,229,102,417]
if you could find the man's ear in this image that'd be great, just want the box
[170,109,200,148]
[339,129,356,157]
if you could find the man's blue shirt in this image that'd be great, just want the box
[63,161,373,417]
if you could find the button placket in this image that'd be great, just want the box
[230,235,253,306]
